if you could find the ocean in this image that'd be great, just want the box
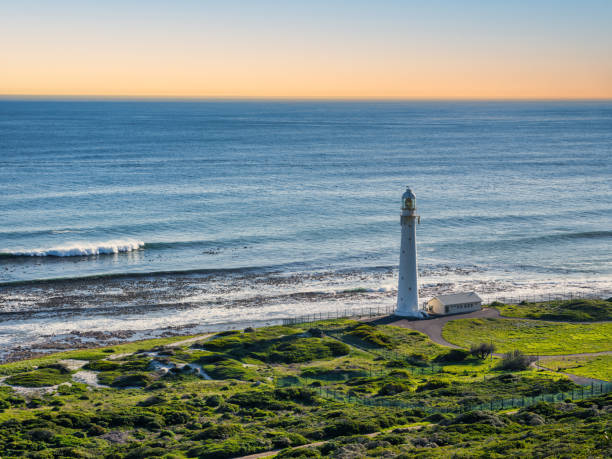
[1,99,611,359]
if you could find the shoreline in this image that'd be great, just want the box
[1,267,610,364]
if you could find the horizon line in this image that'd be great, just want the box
[2,94,612,103]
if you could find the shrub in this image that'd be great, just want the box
[84,360,120,371]
[323,419,378,437]
[434,349,470,362]
[138,395,165,407]
[497,350,535,371]
[125,446,168,459]
[447,410,505,427]
[88,424,107,436]
[470,342,496,360]
[308,327,323,338]
[268,339,349,364]
[204,394,223,407]
[188,432,267,458]
[347,324,393,349]
[5,368,72,387]
[274,387,317,404]
[378,382,411,396]
[203,359,258,380]
[416,379,450,392]
[27,428,55,442]
[111,373,152,388]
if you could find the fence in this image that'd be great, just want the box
[483,290,611,306]
[280,292,611,326]
[282,305,394,326]
[300,380,612,414]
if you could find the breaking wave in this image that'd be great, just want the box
[0,240,145,257]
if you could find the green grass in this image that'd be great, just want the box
[492,298,612,322]
[442,318,612,355]
[4,368,72,387]
[540,355,612,381]
[0,318,609,458]
[0,334,198,376]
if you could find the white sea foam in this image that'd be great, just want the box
[8,240,145,257]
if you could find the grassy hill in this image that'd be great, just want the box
[492,298,612,322]
[0,318,610,458]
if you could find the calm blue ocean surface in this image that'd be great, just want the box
[2,99,610,284]
[1,99,611,357]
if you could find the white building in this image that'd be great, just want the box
[396,187,422,317]
[426,292,483,315]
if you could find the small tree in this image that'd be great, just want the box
[497,350,535,371]
[470,342,496,360]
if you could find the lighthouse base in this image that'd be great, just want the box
[394,308,428,319]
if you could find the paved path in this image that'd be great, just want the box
[388,308,501,348]
[388,308,611,384]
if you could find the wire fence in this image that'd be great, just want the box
[297,380,612,414]
[280,291,611,326]
[282,305,395,325]
[482,290,611,306]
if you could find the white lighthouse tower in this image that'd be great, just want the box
[396,187,421,317]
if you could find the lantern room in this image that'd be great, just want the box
[401,187,416,211]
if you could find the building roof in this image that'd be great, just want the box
[431,292,482,305]
[402,187,416,200]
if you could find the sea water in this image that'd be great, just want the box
[0,100,611,357]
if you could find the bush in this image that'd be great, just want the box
[308,327,324,338]
[111,373,152,388]
[378,382,411,396]
[416,379,450,392]
[138,395,165,407]
[323,419,378,437]
[188,432,267,458]
[125,446,168,459]
[434,349,470,362]
[274,387,317,404]
[84,360,120,371]
[204,394,223,407]
[27,428,55,442]
[447,410,505,427]
[470,342,496,360]
[203,359,258,380]
[497,350,535,371]
[347,324,393,349]
[5,368,72,387]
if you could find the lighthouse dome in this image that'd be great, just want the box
[402,187,416,210]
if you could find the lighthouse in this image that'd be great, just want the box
[396,187,421,317]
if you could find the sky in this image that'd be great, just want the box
[1,0,611,99]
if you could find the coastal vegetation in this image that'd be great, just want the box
[491,298,612,322]
[0,305,609,458]
[540,355,612,381]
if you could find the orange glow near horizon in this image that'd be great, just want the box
[1,1,611,100]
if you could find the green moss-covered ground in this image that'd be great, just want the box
[541,355,612,381]
[0,312,609,458]
[442,318,612,355]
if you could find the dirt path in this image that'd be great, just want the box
[167,333,214,348]
[236,426,422,459]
